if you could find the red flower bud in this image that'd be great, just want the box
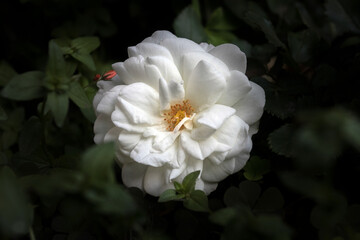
[103,70,117,80]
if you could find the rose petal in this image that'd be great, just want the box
[180,131,231,160]
[112,56,162,90]
[93,114,114,144]
[216,70,252,106]
[180,51,229,86]
[93,80,119,111]
[143,166,174,196]
[142,30,177,44]
[96,85,125,115]
[161,37,205,67]
[209,43,247,73]
[118,82,160,116]
[186,60,226,110]
[233,82,265,126]
[191,104,235,140]
[128,42,173,61]
[122,162,148,190]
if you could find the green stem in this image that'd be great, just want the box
[29,226,36,240]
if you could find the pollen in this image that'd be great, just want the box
[163,100,194,131]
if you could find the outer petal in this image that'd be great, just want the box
[209,43,247,73]
[118,130,142,155]
[93,80,120,112]
[233,82,265,126]
[93,114,114,144]
[143,166,174,196]
[186,60,226,110]
[96,85,125,115]
[128,42,173,61]
[112,56,162,90]
[122,162,148,190]
[216,70,252,106]
[142,30,177,44]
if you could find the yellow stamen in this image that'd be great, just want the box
[163,100,194,131]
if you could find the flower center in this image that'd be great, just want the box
[163,100,195,131]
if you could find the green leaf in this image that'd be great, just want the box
[173,5,207,43]
[1,71,45,101]
[0,167,33,237]
[158,189,185,202]
[48,40,67,78]
[184,190,210,213]
[243,156,270,181]
[182,170,200,194]
[0,61,17,86]
[71,37,100,53]
[71,52,96,71]
[46,92,69,127]
[174,181,183,192]
[81,142,115,184]
[67,81,91,108]
[288,30,319,63]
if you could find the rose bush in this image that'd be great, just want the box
[93,30,265,196]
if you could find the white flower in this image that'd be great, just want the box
[93,31,265,196]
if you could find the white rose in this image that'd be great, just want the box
[93,31,265,196]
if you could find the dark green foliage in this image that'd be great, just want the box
[1,0,360,239]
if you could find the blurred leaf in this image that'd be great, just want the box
[243,156,270,181]
[209,207,237,226]
[47,40,68,79]
[0,108,25,149]
[238,181,261,208]
[84,183,137,216]
[182,170,200,194]
[268,124,296,157]
[158,189,184,202]
[1,71,45,101]
[0,105,7,121]
[224,186,243,207]
[296,3,320,36]
[183,190,210,213]
[71,52,96,71]
[81,142,115,184]
[310,195,347,230]
[325,0,360,34]
[255,187,284,212]
[67,81,91,109]
[173,5,207,43]
[0,61,17,86]
[288,29,319,63]
[225,0,286,49]
[46,92,69,127]
[0,166,33,238]
[207,8,236,31]
[71,37,100,53]
[267,0,300,27]
[18,117,42,155]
